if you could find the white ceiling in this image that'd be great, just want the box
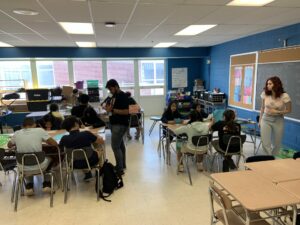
[0,0,299,47]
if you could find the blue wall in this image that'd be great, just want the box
[166,57,209,92]
[210,23,300,150]
[0,47,209,58]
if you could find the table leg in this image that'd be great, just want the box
[166,128,170,165]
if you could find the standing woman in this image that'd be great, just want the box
[260,76,292,156]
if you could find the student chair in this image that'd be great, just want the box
[293,151,300,160]
[128,113,144,144]
[178,134,212,185]
[64,147,101,203]
[241,116,261,155]
[0,148,17,203]
[149,116,161,136]
[14,152,55,212]
[211,134,246,172]
[209,182,269,225]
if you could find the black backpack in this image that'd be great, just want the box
[96,160,123,202]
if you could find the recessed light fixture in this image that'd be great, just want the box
[154,42,177,48]
[59,22,94,35]
[0,41,13,47]
[105,22,116,28]
[227,0,275,6]
[13,9,39,16]
[76,42,96,47]
[175,25,217,36]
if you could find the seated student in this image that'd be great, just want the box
[60,97,69,110]
[71,89,80,106]
[174,115,212,172]
[125,91,141,140]
[7,118,58,195]
[59,116,104,181]
[40,103,64,130]
[71,94,103,127]
[210,109,241,172]
[161,101,183,124]
[189,103,208,124]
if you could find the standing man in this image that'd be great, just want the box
[105,79,129,175]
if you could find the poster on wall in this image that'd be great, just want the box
[172,68,187,88]
[233,66,242,102]
[243,66,254,104]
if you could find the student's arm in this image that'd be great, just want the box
[45,137,58,147]
[95,136,104,145]
[112,108,129,115]
[174,126,188,136]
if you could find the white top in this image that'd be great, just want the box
[261,92,290,115]
[10,128,51,153]
[174,122,210,151]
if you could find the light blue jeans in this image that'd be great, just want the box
[111,124,128,173]
[261,114,284,156]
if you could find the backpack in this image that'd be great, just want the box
[96,160,123,202]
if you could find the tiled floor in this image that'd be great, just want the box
[0,118,264,225]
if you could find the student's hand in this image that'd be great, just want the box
[168,121,176,124]
[106,104,113,112]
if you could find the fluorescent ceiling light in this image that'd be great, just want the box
[154,42,177,48]
[13,9,39,16]
[175,25,217,36]
[227,0,275,6]
[0,41,13,47]
[59,22,94,34]
[76,42,96,47]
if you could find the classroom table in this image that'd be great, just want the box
[244,158,300,183]
[278,179,300,199]
[210,170,299,225]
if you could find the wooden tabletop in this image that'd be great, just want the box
[278,180,300,199]
[244,158,300,183]
[210,170,299,211]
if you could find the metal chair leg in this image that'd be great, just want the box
[149,121,157,136]
[185,155,192,185]
[11,170,17,203]
[50,174,54,208]
[64,172,69,204]
[14,177,21,212]
[96,169,100,201]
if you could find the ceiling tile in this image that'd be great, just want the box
[90,2,133,23]
[163,5,219,25]
[130,3,176,25]
[39,0,91,22]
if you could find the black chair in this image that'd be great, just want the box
[0,148,17,203]
[246,155,275,163]
[178,134,212,185]
[14,152,54,211]
[64,147,101,203]
[128,113,144,144]
[211,134,247,172]
[293,152,300,160]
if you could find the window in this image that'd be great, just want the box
[107,60,134,87]
[73,61,103,88]
[36,61,69,88]
[139,60,165,96]
[0,61,32,90]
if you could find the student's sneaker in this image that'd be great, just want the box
[25,183,34,196]
[196,162,203,171]
[178,164,184,172]
[42,181,52,193]
[84,171,93,182]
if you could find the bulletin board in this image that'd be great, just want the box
[172,68,187,88]
[228,52,257,110]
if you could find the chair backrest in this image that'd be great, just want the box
[16,152,45,166]
[13,125,22,132]
[293,151,300,160]
[129,114,140,127]
[191,134,212,147]
[223,134,246,154]
[246,155,275,163]
[65,148,91,170]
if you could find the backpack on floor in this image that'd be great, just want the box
[96,160,124,202]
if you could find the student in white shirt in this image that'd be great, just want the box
[259,76,292,156]
[8,118,58,195]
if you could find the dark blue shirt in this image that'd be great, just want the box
[59,130,97,149]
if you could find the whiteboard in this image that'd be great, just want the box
[172,68,187,88]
